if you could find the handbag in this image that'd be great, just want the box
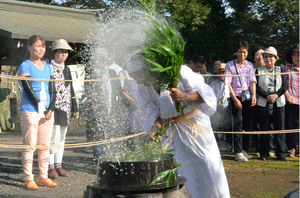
[241,90,252,102]
[233,60,252,102]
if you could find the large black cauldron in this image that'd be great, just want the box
[84,153,188,197]
[96,153,180,191]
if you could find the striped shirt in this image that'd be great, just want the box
[225,60,256,97]
[285,63,300,105]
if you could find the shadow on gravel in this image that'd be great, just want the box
[0,175,24,188]
[62,156,96,174]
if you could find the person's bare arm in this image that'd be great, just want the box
[150,117,163,141]
[228,82,242,109]
[19,72,30,77]
[284,91,295,104]
[249,81,257,107]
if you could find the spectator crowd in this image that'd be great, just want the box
[190,41,299,162]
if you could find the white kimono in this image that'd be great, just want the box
[160,65,230,198]
[132,84,160,132]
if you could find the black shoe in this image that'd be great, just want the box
[276,152,286,161]
[260,155,268,161]
[260,157,267,161]
[277,156,286,161]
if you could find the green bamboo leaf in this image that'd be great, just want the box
[150,68,164,72]
[170,162,182,168]
[166,171,172,187]
[144,58,164,69]
[148,47,166,56]
[166,149,175,152]
[160,66,173,72]
[159,46,176,56]
[172,170,177,184]
[148,169,171,186]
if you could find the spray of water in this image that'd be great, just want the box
[84,7,165,162]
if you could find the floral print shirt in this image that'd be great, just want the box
[225,60,256,97]
[52,63,71,125]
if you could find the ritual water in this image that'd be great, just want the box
[83,7,188,197]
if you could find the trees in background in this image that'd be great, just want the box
[223,0,299,65]
[19,0,299,67]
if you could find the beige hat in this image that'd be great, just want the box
[52,39,73,52]
[262,46,279,60]
[215,63,226,72]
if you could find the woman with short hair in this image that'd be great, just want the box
[18,35,57,190]
[256,46,287,161]
[225,41,257,161]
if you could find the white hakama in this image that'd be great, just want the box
[160,65,230,198]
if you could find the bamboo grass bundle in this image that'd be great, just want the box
[140,16,186,115]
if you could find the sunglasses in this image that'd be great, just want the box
[263,55,274,59]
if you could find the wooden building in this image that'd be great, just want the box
[0,0,99,131]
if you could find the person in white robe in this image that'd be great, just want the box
[152,65,230,198]
[125,59,161,133]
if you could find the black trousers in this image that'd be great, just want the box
[229,97,254,153]
[285,103,299,150]
[256,102,285,158]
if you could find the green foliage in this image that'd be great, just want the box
[165,0,211,30]
[154,0,211,31]
[224,0,299,63]
[148,160,189,187]
[138,0,156,16]
[19,0,298,68]
[140,16,186,115]
[101,140,166,162]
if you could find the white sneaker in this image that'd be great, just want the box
[235,153,248,161]
[242,150,252,159]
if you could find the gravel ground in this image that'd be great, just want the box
[0,121,97,198]
[1,120,298,198]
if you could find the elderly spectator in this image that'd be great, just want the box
[284,45,299,157]
[256,46,287,161]
[225,41,257,161]
[210,63,231,141]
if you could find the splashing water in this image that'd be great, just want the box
[84,7,167,162]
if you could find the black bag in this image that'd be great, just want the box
[241,90,252,102]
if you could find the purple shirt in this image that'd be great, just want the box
[225,60,256,97]
[285,63,300,105]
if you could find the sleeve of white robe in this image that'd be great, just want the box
[180,65,217,116]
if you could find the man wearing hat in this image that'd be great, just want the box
[210,63,231,140]
[255,46,287,161]
[284,45,299,157]
[48,39,78,179]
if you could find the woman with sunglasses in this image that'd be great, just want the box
[255,46,287,161]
